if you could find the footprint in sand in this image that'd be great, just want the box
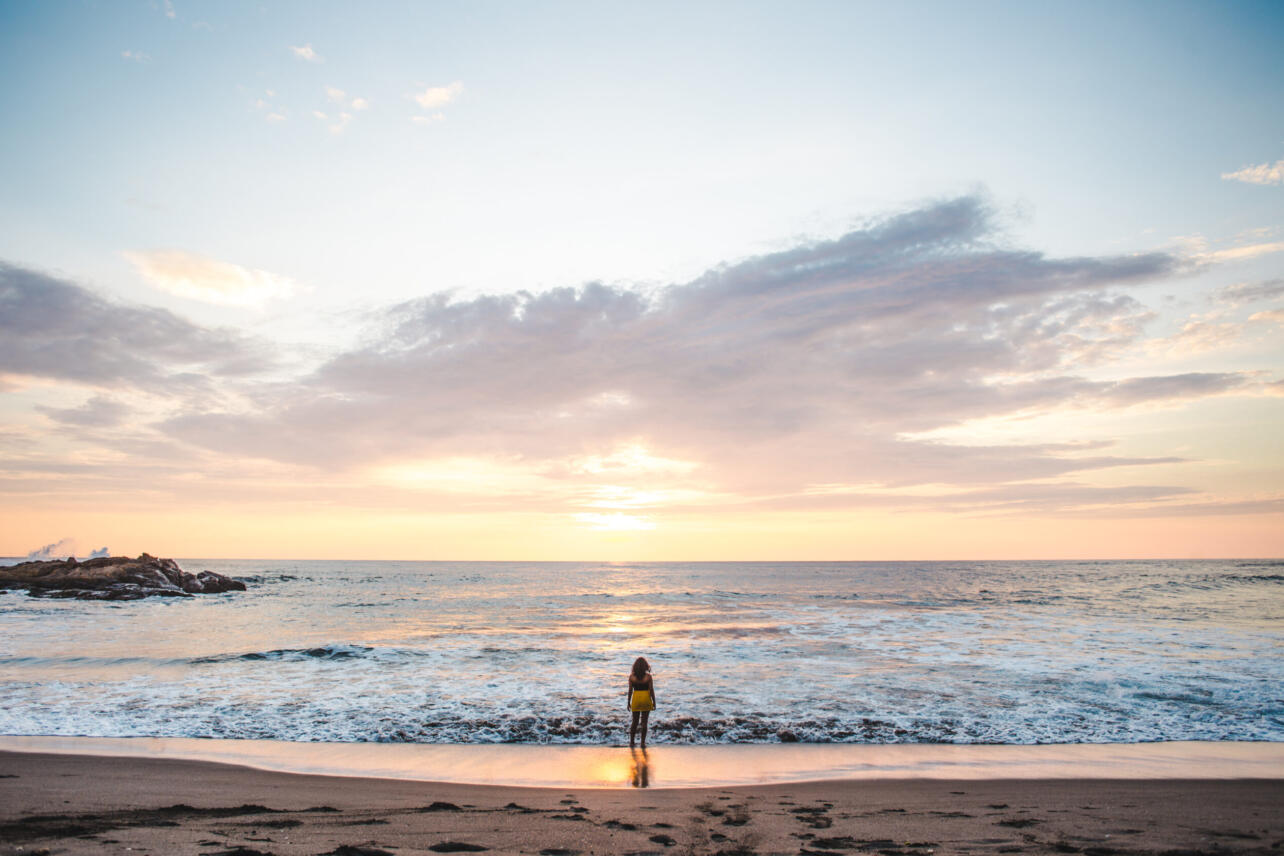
[420,801,465,812]
[427,843,489,853]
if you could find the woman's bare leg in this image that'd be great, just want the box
[639,711,649,749]
[630,711,640,748]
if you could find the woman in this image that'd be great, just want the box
[627,656,656,750]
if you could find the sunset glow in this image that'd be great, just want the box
[0,1,1280,560]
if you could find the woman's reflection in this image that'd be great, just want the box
[629,747,650,788]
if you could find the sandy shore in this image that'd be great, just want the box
[2,750,1281,856]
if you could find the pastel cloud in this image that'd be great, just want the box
[1222,159,1284,186]
[4,197,1277,522]
[38,395,129,428]
[0,263,266,391]
[155,198,1252,508]
[122,249,299,306]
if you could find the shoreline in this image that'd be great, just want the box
[1,736,1281,789]
[2,749,1281,856]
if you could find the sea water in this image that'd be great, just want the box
[0,560,1280,746]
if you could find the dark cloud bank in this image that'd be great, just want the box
[1,197,1269,515]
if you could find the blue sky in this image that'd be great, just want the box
[0,1,1281,559]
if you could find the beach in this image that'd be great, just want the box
[3,560,1280,853]
[3,748,1282,856]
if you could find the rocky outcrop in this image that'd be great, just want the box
[0,554,247,601]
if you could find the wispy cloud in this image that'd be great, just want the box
[1248,308,1284,325]
[1177,231,1284,265]
[162,0,175,20]
[38,396,129,428]
[122,249,299,306]
[1219,278,1284,304]
[1202,241,1284,262]
[290,43,322,63]
[1222,158,1284,186]
[121,50,150,63]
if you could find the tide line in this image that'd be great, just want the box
[2,736,1281,788]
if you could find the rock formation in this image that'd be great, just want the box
[0,553,247,600]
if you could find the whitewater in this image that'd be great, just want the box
[0,559,1280,746]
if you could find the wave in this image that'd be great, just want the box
[190,644,375,664]
[3,704,1280,746]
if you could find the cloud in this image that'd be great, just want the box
[0,262,270,391]
[38,396,129,428]
[1222,159,1284,186]
[290,43,322,62]
[266,112,286,122]
[1092,372,1251,405]
[321,87,367,128]
[1249,308,1284,324]
[412,81,463,110]
[159,196,1226,506]
[121,50,150,63]
[1202,241,1284,263]
[1146,313,1243,356]
[1219,278,1284,304]
[162,0,175,19]
[7,197,1274,521]
[122,249,299,306]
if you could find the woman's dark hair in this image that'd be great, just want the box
[631,657,650,681]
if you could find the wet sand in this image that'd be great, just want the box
[2,749,1282,856]
[5,737,1282,787]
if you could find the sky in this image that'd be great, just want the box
[1,0,1282,560]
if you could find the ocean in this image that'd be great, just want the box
[1,559,1280,747]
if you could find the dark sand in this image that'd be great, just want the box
[1,750,1280,855]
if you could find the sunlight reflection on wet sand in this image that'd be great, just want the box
[1,737,1280,789]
